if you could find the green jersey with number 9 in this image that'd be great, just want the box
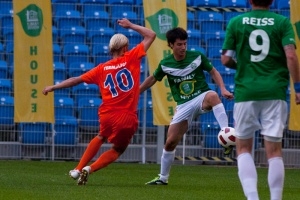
[222,10,295,102]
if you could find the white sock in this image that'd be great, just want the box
[268,157,284,200]
[159,149,175,182]
[213,103,228,128]
[237,153,259,200]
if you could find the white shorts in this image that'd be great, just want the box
[234,100,288,140]
[170,91,213,129]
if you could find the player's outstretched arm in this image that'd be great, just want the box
[117,18,156,52]
[140,75,157,94]
[209,68,234,100]
[285,44,300,104]
[221,50,237,70]
[42,76,83,95]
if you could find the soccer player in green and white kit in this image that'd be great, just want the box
[221,0,300,199]
[141,27,234,185]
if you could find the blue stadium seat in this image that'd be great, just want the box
[203,123,222,148]
[221,0,247,8]
[270,0,278,10]
[223,11,242,24]
[92,44,110,64]
[207,82,217,91]
[187,11,195,29]
[2,26,13,46]
[221,71,235,85]
[207,47,222,59]
[0,43,3,61]
[113,11,139,31]
[54,96,75,118]
[187,28,201,46]
[277,0,290,18]
[224,99,234,127]
[5,42,13,65]
[186,0,194,6]
[53,61,67,80]
[0,60,8,79]
[63,44,90,68]
[54,10,81,30]
[0,79,12,96]
[200,20,224,33]
[52,26,58,43]
[72,82,100,106]
[87,26,115,45]
[52,0,78,14]
[0,1,12,12]
[54,79,71,98]
[20,122,48,144]
[109,0,134,14]
[204,30,225,47]
[60,26,86,45]
[190,46,206,55]
[53,43,61,62]
[78,97,102,131]
[197,11,223,21]
[120,28,142,47]
[0,8,13,35]
[194,0,220,7]
[53,116,78,145]
[138,95,157,128]
[69,62,94,77]
[80,0,107,14]
[84,10,110,31]
[197,11,224,32]
[0,95,14,129]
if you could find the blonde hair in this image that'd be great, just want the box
[109,34,129,53]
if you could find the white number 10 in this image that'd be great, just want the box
[249,29,270,62]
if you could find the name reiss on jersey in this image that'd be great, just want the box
[242,17,274,26]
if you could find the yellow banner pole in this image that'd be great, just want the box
[13,0,54,123]
[289,0,300,131]
[143,0,187,125]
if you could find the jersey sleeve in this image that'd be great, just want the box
[222,19,236,51]
[153,63,165,81]
[127,43,146,62]
[281,18,296,47]
[200,53,214,72]
[81,64,102,84]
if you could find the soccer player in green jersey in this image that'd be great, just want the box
[221,0,300,199]
[141,27,234,185]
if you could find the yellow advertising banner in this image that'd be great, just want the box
[143,0,186,125]
[290,0,300,130]
[13,0,54,123]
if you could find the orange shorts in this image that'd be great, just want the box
[99,111,138,147]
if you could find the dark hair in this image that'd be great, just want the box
[166,27,188,47]
[251,0,273,7]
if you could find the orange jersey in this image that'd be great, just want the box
[81,43,146,115]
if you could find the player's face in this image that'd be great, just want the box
[171,39,187,60]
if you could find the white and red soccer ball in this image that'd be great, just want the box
[218,127,236,148]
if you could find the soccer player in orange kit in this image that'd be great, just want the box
[42,18,156,185]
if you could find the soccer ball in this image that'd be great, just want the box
[218,127,236,148]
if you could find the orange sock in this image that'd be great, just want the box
[90,149,119,173]
[76,136,103,170]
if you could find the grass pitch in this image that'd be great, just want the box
[0,160,299,200]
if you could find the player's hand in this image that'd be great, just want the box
[117,18,132,29]
[221,89,234,100]
[296,93,300,105]
[42,86,54,95]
